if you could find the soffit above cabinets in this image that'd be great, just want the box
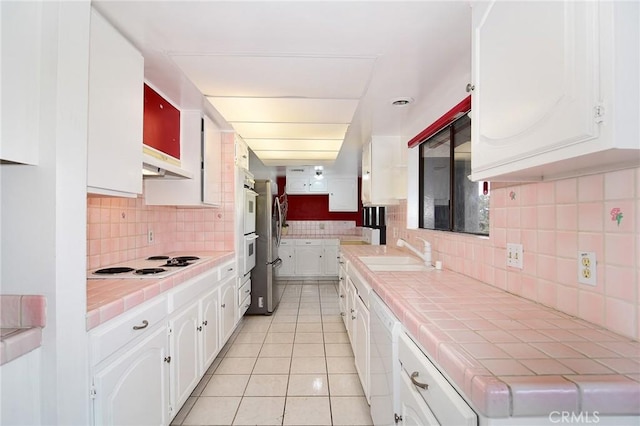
[92,1,472,169]
[171,54,373,166]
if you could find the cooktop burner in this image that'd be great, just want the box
[174,256,200,262]
[94,267,135,275]
[134,268,166,275]
[147,255,170,260]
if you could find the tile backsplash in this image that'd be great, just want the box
[387,167,639,340]
[87,133,236,270]
[285,220,360,236]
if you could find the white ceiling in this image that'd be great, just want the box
[94,1,471,172]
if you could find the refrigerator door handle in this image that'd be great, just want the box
[268,257,283,267]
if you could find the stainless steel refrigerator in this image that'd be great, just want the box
[247,179,282,315]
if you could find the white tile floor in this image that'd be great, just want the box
[171,281,373,426]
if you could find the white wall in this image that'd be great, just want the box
[1,1,91,424]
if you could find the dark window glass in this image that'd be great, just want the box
[419,114,489,235]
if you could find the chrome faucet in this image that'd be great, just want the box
[396,237,432,267]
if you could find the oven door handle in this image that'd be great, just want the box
[245,234,259,241]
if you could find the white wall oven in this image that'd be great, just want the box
[243,174,258,276]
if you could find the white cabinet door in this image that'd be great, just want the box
[295,246,323,276]
[286,177,309,194]
[354,295,370,401]
[169,300,200,410]
[345,279,356,342]
[323,245,339,276]
[329,177,358,212]
[1,1,41,165]
[235,135,249,170]
[471,1,639,181]
[361,137,403,206]
[308,178,329,193]
[87,8,143,197]
[220,278,237,343]
[398,372,439,426]
[93,324,170,426]
[277,243,296,277]
[200,288,220,371]
[145,113,222,207]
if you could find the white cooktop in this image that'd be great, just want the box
[87,256,210,280]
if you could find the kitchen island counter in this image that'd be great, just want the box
[341,245,640,419]
[86,251,233,330]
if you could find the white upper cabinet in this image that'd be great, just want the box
[471,0,640,181]
[87,8,144,197]
[285,166,330,194]
[329,177,358,212]
[1,1,41,165]
[235,135,249,170]
[145,113,222,206]
[361,136,406,206]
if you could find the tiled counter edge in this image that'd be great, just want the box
[0,295,46,365]
[340,245,640,419]
[86,251,234,330]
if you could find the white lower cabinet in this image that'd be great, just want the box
[90,264,239,426]
[92,323,171,426]
[295,242,324,276]
[220,277,237,344]
[278,239,340,278]
[169,300,200,412]
[397,332,476,426]
[353,294,370,401]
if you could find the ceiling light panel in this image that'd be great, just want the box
[206,97,358,124]
[171,55,376,98]
[244,139,343,152]
[232,122,348,140]
[253,150,339,161]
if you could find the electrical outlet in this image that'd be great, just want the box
[506,243,523,269]
[319,222,325,230]
[147,229,154,244]
[578,252,597,286]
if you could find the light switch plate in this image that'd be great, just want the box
[578,252,597,286]
[507,243,523,269]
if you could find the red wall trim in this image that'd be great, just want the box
[407,95,471,148]
[276,176,363,225]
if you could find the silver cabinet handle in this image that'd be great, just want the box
[340,312,345,317]
[164,356,171,363]
[197,326,203,331]
[410,371,429,389]
[350,308,355,313]
[245,289,250,293]
[132,320,149,330]
[340,294,344,298]
[351,315,356,320]
[221,303,226,308]
[466,83,475,92]
[203,320,208,326]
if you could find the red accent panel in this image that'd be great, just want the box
[407,95,471,148]
[276,177,363,226]
[143,84,181,159]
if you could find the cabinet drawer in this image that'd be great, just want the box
[239,294,251,317]
[280,239,293,246]
[398,332,477,426]
[90,295,168,366]
[219,261,236,282]
[238,279,251,306]
[323,239,339,246]
[296,239,323,246]
[168,269,217,313]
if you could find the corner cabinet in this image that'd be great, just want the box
[87,8,144,197]
[145,113,222,206]
[470,0,640,181]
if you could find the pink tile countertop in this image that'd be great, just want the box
[86,251,234,331]
[0,295,46,365]
[341,245,640,419]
